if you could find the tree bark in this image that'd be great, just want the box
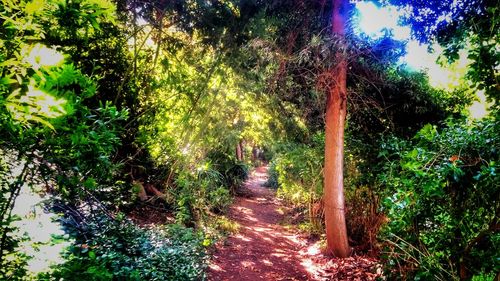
[239,140,245,161]
[236,141,243,161]
[324,0,350,258]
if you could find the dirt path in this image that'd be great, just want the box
[207,166,316,280]
[207,166,382,281]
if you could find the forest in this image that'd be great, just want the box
[0,0,498,280]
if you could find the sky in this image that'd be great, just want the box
[354,1,489,118]
[353,2,448,72]
[353,1,474,87]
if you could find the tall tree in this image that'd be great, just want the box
[324,0,350,257]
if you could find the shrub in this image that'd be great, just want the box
[208,187,232,214]
[265,160,279,189]
[172,151,248,225]
[268,135,324,234]
[377,119,499,280]
[40,215,207,281]
[272,139,324,206]
[174,166,234,225]
[206,150,248,193]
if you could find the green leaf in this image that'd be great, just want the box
[0,76,17,85]
[83,178,97,189]
[417,124,437,142]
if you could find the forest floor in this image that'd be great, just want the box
[207,166,383,281]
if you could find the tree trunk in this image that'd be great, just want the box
[236,140,243,161]
[252,146,257,162]
[324,0,350,258]
[236,143,240,161]
[239,140,245,161]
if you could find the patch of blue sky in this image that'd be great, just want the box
[354,1,488,118]
[354,1,465,85]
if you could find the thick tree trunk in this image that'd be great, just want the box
[324,0,350,258]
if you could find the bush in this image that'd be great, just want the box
[171,151,248,225]
[268,135,324,234]
[208,187,232,213]
[206,150,248,193]
[40,215,207,281]
[174,167,233,225]
[265,160,279,189]
[0,0,128,275]
[377,119,499,280]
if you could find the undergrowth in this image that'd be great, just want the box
[39,213,207,281]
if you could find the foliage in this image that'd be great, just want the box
[387,0,499,108]
[138,30,273,168]
[268,134,324,234]
[40,215,207,281]
[122,0,263,49]
[271,138,323,204]
[0,0,498,278]
[0,0,130,277]
[0,0,128,195]
[206,150,248,193]
[173,152,247,226]
[377,119,499,280]
[209,216,240,236]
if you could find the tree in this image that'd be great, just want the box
[257,0,354,256]
[261,0,411,257]
[387,0,499,108]
[323,0,350,257]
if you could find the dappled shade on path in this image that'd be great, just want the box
[207,166,382,281]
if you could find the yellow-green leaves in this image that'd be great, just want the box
[25,0,46,15]
[416,124,438,142]
[5,85,67,129]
